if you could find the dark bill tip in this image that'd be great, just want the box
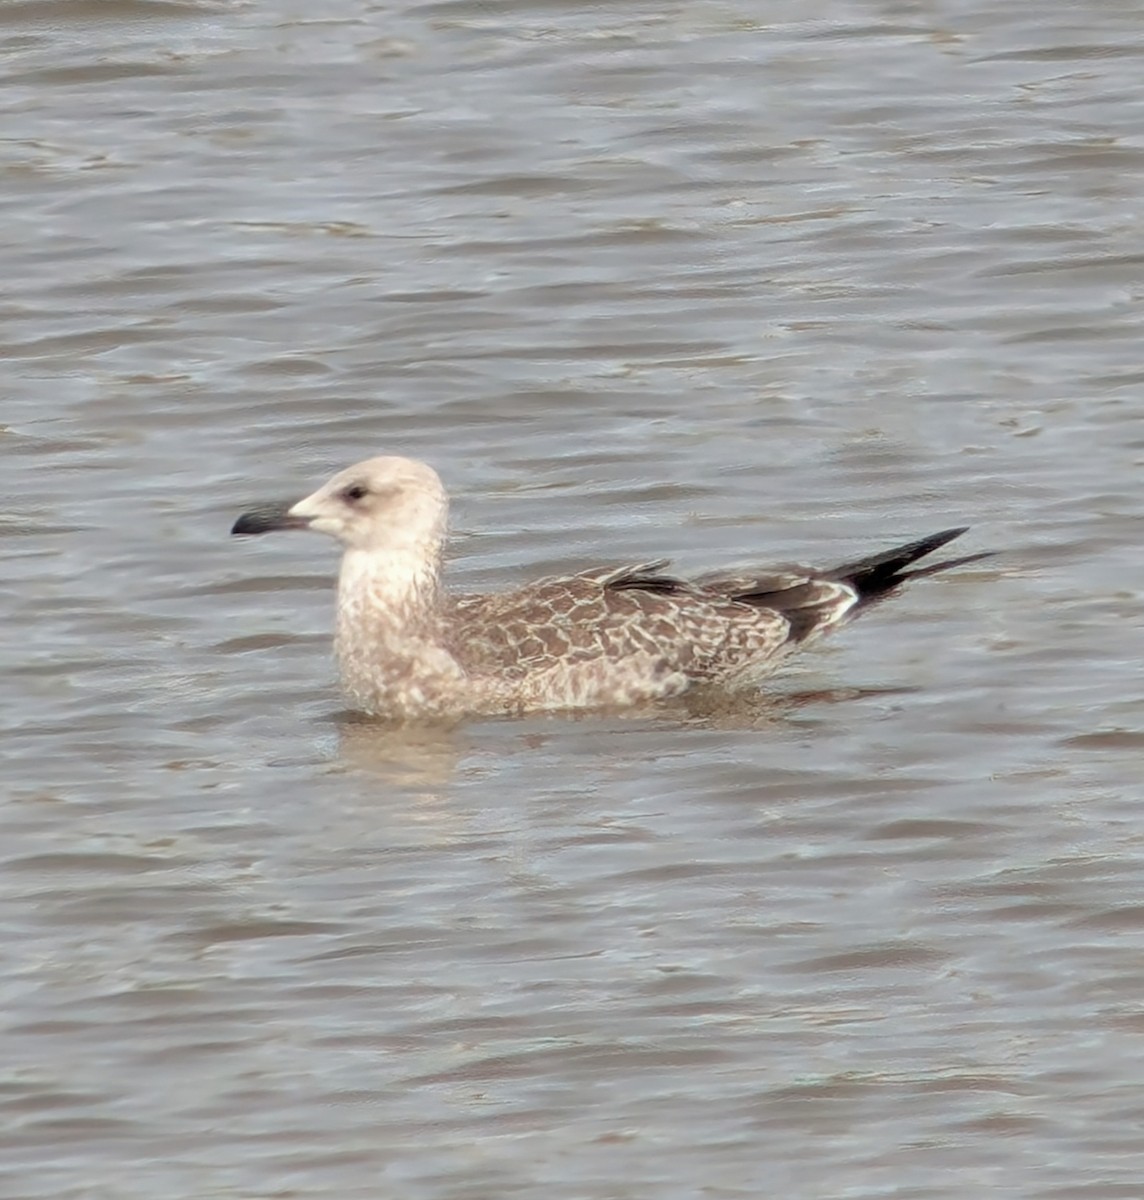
[231,502,310,536]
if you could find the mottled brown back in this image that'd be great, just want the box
[445,560,857,705]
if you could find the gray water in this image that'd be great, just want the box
[5,1,1144,1196]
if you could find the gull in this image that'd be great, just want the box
[232,456,987,720]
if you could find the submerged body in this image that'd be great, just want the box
[232,456,986,720]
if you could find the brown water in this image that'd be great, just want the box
[5,1,1144,1196]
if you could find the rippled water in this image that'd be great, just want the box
[5,1,1144,1195]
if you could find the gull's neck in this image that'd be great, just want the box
[333,533,452,713]
[336,539,444,639]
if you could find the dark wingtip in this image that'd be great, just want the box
[231,502,307,536]
[834,527,985,601]
[901,548,994,581]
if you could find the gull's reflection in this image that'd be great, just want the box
[334,711,468,789]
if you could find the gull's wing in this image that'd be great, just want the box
[446,561,793,693]
[445,530,984,699]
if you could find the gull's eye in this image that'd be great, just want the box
[341,484,368,502]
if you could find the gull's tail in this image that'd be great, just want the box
[829,527,991,606]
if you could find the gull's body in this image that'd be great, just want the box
[232,456,986,720]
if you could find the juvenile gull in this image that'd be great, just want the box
[232,456,987,720]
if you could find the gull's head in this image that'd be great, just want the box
[232,456,448,553]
